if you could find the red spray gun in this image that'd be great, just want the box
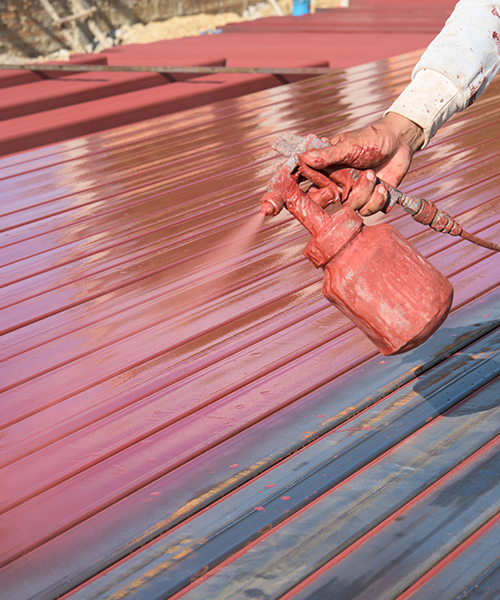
[261,132,499,355]
[262,132,500,250]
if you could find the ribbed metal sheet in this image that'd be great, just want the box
[1,32,500,600]
[0,1,453,157]
[67,318,500,600]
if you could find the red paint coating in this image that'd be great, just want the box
[0,70,297,157]
[1,3,500,597]
[493,31,500,56]
[0,62,225,122]
[0,54,108,90]
[223,2,455,35]
[0,4,447,158]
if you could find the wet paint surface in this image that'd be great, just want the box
[2,5,500,599]
[0,5,446,158]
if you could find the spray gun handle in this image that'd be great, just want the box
[300,159,464,236]
[372,175,463,236]
[262,131,500,252]
[261,133,333,216]
[261,133,405,216]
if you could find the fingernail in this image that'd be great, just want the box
[366,171,376,181]
[304,151,319,160]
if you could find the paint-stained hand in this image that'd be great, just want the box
[301,113,425,216]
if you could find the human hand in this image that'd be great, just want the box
[301,112,425,216]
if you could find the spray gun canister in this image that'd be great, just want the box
[262,138,453,356]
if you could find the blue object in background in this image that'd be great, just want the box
[292,0,310,15]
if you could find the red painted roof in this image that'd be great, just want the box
[0,0,455,157]
[2,2,500,599]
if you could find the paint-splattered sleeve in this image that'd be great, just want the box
[387,0,500,148]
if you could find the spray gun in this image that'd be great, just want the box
[262,132,500,250]
[260,132,499,355]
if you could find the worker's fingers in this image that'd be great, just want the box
[325,167,356,201]
[301,148,334,170]
[359,184,390,216]
[301,140,352,170]
[340,170,377,211]
[298,158,333,189]
[307,185,339,207]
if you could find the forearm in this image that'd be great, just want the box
[387,0,500,148]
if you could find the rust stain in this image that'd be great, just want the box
[360,391,421,429]
[190,565,210,582]
[172,547,194,560]
[108,538,202,599]
[258,523,274,535]
[139,457,273,540]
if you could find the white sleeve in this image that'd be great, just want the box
[386,0,500,147]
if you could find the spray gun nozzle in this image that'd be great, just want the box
[260,191,285,216]
[261,203,277,216]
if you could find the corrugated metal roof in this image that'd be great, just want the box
[0,1,452,157]
[2,3,500,599]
